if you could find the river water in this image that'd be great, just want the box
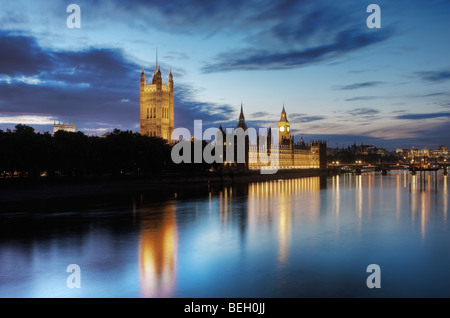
[0,171,448,298]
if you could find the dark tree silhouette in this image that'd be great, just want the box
[0,125,215,180]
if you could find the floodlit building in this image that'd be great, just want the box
[219,104,327,171]
[53,121,76,134]
[140,53,174,141]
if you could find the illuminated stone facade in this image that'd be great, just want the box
[53,121,76,134]
[223,105,327,170]
[140,61,174,141]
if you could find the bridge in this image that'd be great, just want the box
[328,162,448,176]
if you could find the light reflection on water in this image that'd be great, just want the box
[0,171,449,297]
[138,202,177,298]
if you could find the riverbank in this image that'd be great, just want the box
[0,169,328,206]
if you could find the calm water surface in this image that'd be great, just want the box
[0,171,449,297]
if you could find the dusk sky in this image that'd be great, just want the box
[0,0,449,150]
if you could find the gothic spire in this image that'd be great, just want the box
[280,103,288,122]
[237,102,247,130]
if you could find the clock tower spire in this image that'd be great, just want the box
[278,103,290,144]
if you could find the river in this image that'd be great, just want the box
[0,170,448,297]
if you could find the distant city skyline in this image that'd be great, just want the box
[0,0,449,150]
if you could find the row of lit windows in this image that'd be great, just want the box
[162,107,169,119]
[147,107,156,119]
[146,107,170,119]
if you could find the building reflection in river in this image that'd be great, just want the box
[247,177,324,265]
[133,172,447,297]
[138,201,177,297]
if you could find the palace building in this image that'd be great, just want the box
[140,56,174,141]
[220,104,327,171]
[139,55,326,170]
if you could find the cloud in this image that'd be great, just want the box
[288,113,326,123]
[250,112,270,118]
[190,0,394,73]
[163,51,190,60]
[345,96,381,102]
[0,31,237,134]
[202,28,392,73]
[103,0,249,35]
[417,70,450,82]
[336,81,383,90]
[395,112,450,120]
[0,31,53,76]
[173,83,235,131]
[418,92,447,98]
[348,108,380,116]
[0,114,55,125]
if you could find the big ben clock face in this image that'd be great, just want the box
[280,126,285,132]
[287,127,290,132]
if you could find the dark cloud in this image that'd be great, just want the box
[0,31,140,129]
[0,31,53,76]
[396,112,450,120]
[417,70,450,82]
[345,96,380,102]
[288,113,326,123]
[109,0,248,33]
[157,0,391,72]
[299,128,450,151]
[250,112,270,118]
[88,1,392,73]
[337,81,383,90]
[172,83,235,132]
[348,108,380,116]
[0,31,236,134]
[418,92,447,98]
[202,28,392,73]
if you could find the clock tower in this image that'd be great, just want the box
[278,104,290,144]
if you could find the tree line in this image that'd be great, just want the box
[0,124,214,179]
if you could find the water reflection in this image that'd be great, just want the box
[396,174,401,221]
[1,172,449,298]
[138,202,177,298]
[247,177,323,265]
[444,176,448,223]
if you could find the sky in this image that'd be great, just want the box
[0,0,449,150]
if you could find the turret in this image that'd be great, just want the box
[169,69,173,92]
[153,66,162,88]
[140,68,146,106]
[140,68,146,88]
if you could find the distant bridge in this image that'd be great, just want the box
[328,162,448,176]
